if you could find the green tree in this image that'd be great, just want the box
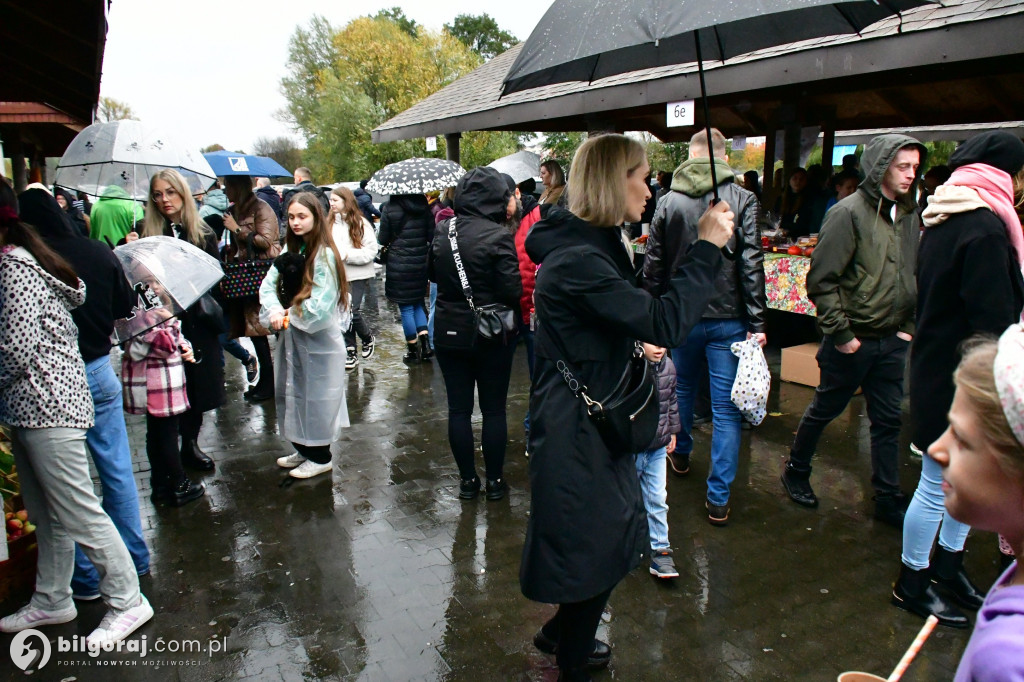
[373,7,419,38]
[542,132,587,167]
[200,143,226,153]
[97,96,137,122]
[444,13,518,60]
[279,15,339,134]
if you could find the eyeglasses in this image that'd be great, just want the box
[151,188,179,202]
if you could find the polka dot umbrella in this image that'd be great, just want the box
[365,157,467,195]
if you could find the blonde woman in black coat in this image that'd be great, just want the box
[520,134,734,681]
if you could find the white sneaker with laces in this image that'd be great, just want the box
[0,603,77,632]
[276,452,306,469]
[86,595,153,649]
[289,459,332,479]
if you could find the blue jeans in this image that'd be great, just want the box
[902,452,970,570]
[672,318,746,507]
[219,332,249,365]
[635,446,670,551]
[427,283,438,347]
[72,357,150,596]
[400,302,428,342]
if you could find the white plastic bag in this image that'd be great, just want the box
[730,338,771,426]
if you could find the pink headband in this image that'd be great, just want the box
[994,324,1024,448]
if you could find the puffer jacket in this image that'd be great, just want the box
[642,158,766,332]
[0,246,93,429]
[807,134,925,344]
[649,355,680,450]
[379,194,434,304]
[514,194,542,325]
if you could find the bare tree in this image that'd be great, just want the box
[97,97,138,122]
[252,136,303,176]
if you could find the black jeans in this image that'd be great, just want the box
[147,414,184,487]
[252,335,274,394]
[788,334,908,494]
[293,442,332,465]
[541,586,614,674]
[434,338,517,481]
[343,279,373,349]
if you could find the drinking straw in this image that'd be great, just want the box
[887,615,939,682]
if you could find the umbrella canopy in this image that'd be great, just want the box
[112,236,224,343]
[503,0,940,95]
[365,157,467,195]
[54,120,217,201]
[202,150,292,178]
[487,150,541,184]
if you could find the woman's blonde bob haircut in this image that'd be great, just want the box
[142,169,212,248]
[567,134,647,227]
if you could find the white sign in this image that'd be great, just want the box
[425,136,437,152]
[228,157,249,172]
[666,100,695,128]
[732,136,747,151]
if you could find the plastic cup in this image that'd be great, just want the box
[838,674,886,682]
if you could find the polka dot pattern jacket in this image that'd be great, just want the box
[0,246,93,429]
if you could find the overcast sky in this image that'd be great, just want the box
[98,2,554,154]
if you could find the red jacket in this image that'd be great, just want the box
[514,204,542,324]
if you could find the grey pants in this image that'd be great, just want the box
[12,426,141,612]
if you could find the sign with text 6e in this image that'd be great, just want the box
[425,136,437,152]
[666,100,695,128]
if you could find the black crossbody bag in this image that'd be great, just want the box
[434,218,517,350]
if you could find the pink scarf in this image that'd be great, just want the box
[947,163,1024,266]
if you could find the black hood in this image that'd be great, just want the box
[390,193,430,215]
[949,131,1024,176]
[521,191,539,217]
[525,205,621,265]
[454,167,512,224]
[18,188,78,239]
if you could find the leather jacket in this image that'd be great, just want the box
[642,176,766,332]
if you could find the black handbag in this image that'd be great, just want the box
[553,338,658,456]
[437,218,518,349]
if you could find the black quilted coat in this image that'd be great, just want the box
[378,194,433,305]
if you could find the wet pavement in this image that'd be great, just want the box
[1,291,1003,681]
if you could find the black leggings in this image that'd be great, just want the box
[541,586,614,673]
[252,335,274,393]
[147,414,184,486]
[178,409,203,443]
[293,442,332,465]
[434,339,516,481]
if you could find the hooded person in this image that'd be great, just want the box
[892,131,1024,627]
[781,134,927,527]
[89,185,144,246]
[18,188,151,601]
[198,185,231,239]
[428,166,522,501]
[53,186,89,237]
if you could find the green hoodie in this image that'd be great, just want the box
[90,186,144,246]
[671,157,736,197]
[806,134,926,344]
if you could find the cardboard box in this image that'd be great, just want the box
[781,342,820,387]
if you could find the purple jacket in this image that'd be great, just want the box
[648,356,680,450]
[955,562,1024,682]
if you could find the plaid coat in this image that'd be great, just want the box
[122,316,190,417]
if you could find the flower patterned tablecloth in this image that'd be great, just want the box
[763,253,816,316]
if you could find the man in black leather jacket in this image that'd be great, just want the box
[641,128,766,526]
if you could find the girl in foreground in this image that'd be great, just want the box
[930,326,1024,681]
[259,193,350,480]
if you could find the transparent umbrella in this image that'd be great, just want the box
[112,236,223,343]
[55,120,217,201]
[488,150,542,184]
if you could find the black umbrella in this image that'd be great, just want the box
[503,0,941,201]
[365,157,467,195]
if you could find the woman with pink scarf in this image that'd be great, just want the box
[892,131,1024,627]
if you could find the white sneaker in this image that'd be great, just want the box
[289,459,332,479]
[277,452,306,469]
[0,603,77,632]
[86,595,154,649]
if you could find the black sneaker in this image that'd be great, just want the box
[361,335,375,360]
[781,468,819,508]
[485,478,507,501]
[345,347,357,370]
[706,500,730,526]
[459,477,481,500]
[245,355,260,385]
[650,549,679,579]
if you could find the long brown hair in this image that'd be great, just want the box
[0,184,79,288]
[329,186,366,249]
[285,192,348,312]
[142,169,213,248]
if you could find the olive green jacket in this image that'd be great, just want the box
[806,134,926,344]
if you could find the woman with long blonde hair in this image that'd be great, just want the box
[329,185,379,369]
[259,192,351,479]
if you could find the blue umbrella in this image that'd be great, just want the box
[202,150,291,178]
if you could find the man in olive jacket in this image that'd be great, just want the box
[781,134,925,527]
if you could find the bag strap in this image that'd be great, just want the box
[447,218,476,311]
[546,321,643,415]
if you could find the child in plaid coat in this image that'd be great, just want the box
[122,311,203,506]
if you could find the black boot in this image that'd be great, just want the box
[180,439,215,471]
[403,342,420,364]
[781,463,818,508]
[168,477,206,507]
[891,563,969,628]
[417,333,433,361]
[873,491,908,529]
[932,547,985,610]
[533,629,611,670]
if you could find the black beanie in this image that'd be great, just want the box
[500,173,517,194]
[949,131,1024,176]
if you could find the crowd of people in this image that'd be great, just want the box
[1,127,1023,681]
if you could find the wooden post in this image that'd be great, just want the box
[822,124,836,173]
[763,126,777,194]
[445,133,461,165]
